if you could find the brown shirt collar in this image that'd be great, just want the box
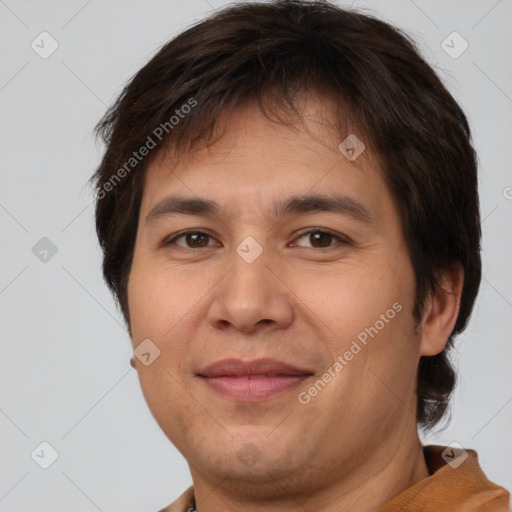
[160,445,510,512]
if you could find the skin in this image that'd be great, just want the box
[127,94,463,511]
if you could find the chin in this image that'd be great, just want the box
[194,451,321,502]
[196,434,310,478]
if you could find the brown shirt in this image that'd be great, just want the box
[159,445,510,512]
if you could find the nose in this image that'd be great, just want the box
[206,245,294,334]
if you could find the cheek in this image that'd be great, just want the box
[135,365,194,449]
[306,262,411,336]
[127,260,195,435]
[127,255,188,343]
[127,257,198,390]
[297,253,418,392]
[127,255,151,342]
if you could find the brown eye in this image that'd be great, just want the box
[165,231,217,249]
[294,229,348,249]
[309,231,333,248]
[184,233,210,248]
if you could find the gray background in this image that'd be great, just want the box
[1,0,511,510]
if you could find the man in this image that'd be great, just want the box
[91,1,510,510]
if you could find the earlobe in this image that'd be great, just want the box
[419,264,464,356]
[130,357,137,369]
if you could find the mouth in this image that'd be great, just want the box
[197,358,314,402]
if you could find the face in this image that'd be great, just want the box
[127,95,421,494]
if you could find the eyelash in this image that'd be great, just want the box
[163,228,350,250]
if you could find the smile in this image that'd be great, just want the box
[197,358,314,402]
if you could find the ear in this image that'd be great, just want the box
[419,264,464,357]
[130,357,137,369]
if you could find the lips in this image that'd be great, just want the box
[198,358,312,377]
[197,358,314,401]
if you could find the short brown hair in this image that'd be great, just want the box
[91,0,481,430]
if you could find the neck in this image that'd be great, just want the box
[190,431,430,512]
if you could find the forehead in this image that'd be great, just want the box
[139,95,391,223]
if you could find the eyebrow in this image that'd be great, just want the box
[145,193,373,225]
